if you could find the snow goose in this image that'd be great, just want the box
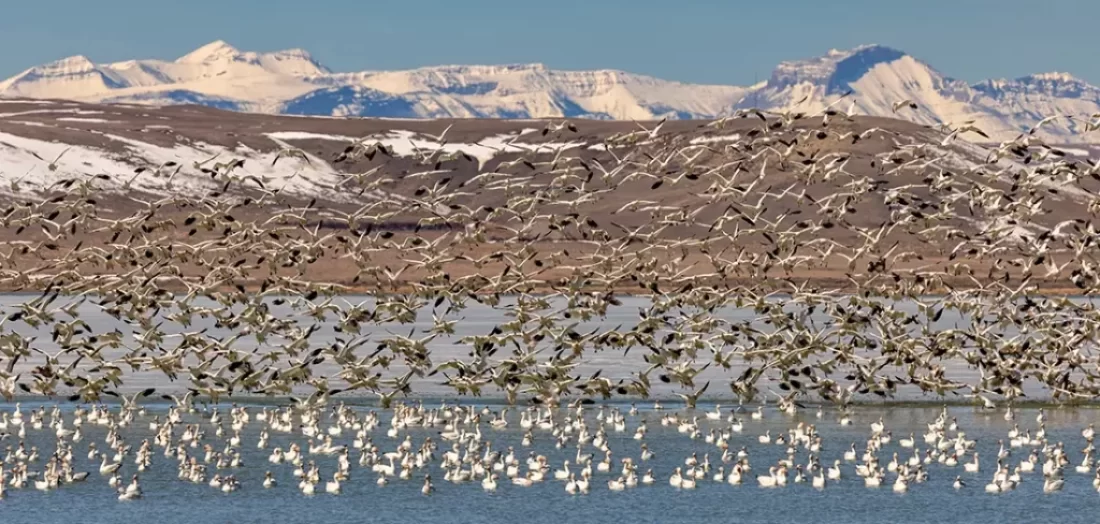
[892,474,908,493]
[124,475,141,497]
[727,465,742,485]
[554,461,572,480]
[812,467,826,489]
[964,453,980,473]
[1012,457,1029,475]
[757,467,778,487]
[899,433,915,449]
[118,487,142,501]
[565,474,578,494]
[668,467,683,487]
[706,405,722,421]
[576,473,590,494]
[100,455,121,475]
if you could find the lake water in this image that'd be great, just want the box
[0,403,1098,524]
[0,291,1098,523]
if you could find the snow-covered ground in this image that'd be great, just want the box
[55,117,116,123]
[0,110,600,204]
[0,127,354,200]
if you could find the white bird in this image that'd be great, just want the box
[964,453,980,473]
[892,99,918,113]
[757,467,778,488]
[482,473,498,492]
[325,473,342,494]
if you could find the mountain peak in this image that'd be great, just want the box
[260,47,331,76]
[1025,71,1080,83]
[269,48,315,61]
[825,44,899,59]
[971,70,1099,100]
[0,54,126,97]
[768,44,911,94]
[41,55,97,73]
[176,40,242,64]
[827,45,910,94]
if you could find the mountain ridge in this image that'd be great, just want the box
[3,41,1100,142]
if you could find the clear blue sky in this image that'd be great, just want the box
[2,0,1097,85]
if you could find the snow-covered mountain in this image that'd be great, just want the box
[0,41,328,113]
[4,41,1100,143]
[729,45,1095,142]
[0,40,748,122]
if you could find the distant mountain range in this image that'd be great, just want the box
[3,41,1100,143]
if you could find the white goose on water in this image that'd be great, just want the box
[964,453,980,473]
[100,455,121,475]
[757,466,779,487]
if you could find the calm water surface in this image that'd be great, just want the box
[0,404,1097,524]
